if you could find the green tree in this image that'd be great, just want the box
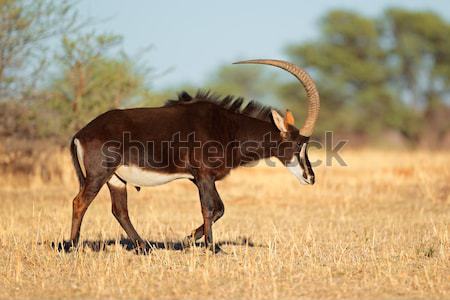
[382,8,450,144]
[0,0,79,101]
[284,9,450,145]
[38,33,152,137]
[285,10,398,139]
[0,1,157,142]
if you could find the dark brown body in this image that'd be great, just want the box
[68,60,320,253]
[74,95,288,179]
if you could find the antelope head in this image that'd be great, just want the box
[234,59,320,185]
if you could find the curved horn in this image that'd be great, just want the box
[233,59,320,137]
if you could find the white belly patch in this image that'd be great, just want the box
[114,165,194,187]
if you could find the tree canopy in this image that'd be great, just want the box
[282,9,450,146]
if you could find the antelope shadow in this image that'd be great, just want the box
[48,236,265,255]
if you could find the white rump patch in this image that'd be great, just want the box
[115,165,194,187]
[74,138,86,177]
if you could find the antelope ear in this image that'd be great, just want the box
[271,109,288,132]
[284,110,295,127]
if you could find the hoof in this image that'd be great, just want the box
[59,240,78,253]
[181,236,194,249]
[209,244,226,255]
[135,242,151,255]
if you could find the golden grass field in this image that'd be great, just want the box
[0,149,449,299]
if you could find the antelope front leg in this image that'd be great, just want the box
[184,176,224,253]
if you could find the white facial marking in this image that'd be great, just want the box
[115,165,194,187]
[108,174,125,188]
[286,155,309,185]
[74,138,86,177]
[300,142,307,159]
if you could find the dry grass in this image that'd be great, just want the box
[0,149,449,299]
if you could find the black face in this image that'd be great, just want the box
[296,139,315,185]
[278,131,315,185]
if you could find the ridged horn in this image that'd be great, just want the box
[233,59,320,137]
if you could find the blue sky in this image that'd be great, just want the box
[78,0,450,90]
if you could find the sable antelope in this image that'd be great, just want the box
[69,59,320,253]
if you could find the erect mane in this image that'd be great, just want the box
[164,90,277,123]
